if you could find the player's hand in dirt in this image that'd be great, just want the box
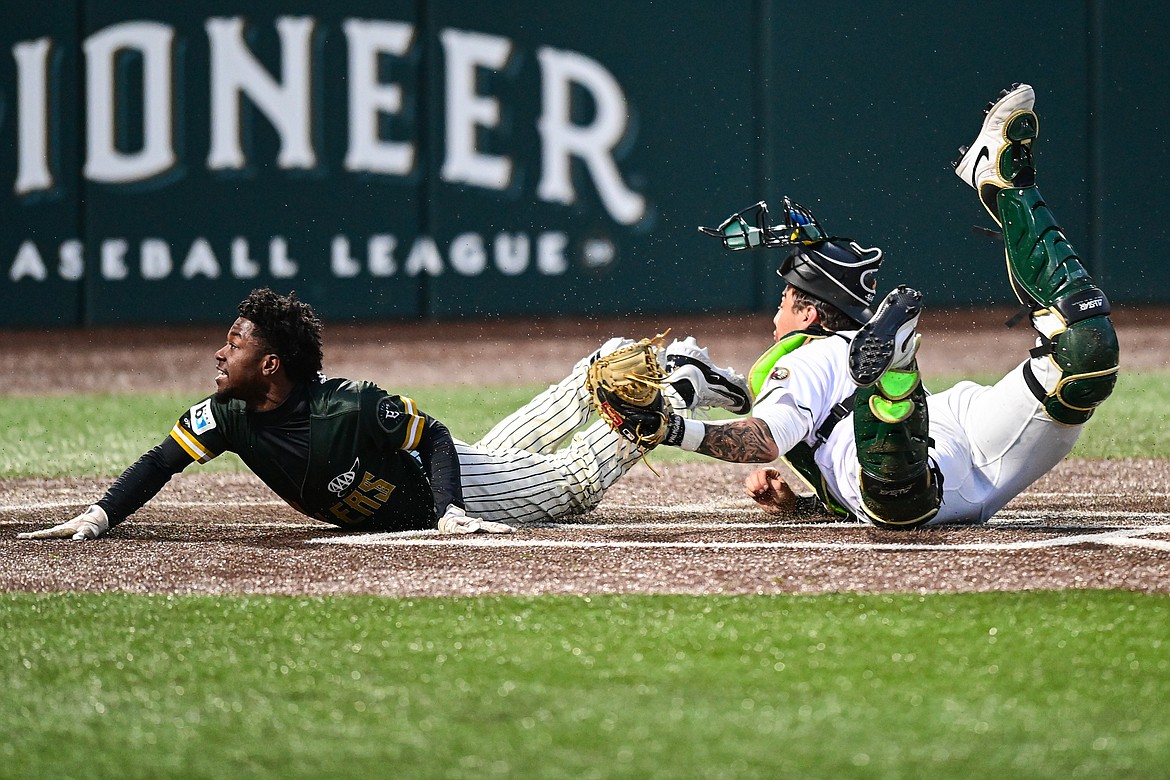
[744,468,798,514]
[17,505,110,540]
[437,505,514,534]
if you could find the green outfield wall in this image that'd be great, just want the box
[1,1,1165,327]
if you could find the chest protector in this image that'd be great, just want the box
[750,329,853,517]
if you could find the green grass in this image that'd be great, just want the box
[0,370,1166,477]
[2,591,1167,779]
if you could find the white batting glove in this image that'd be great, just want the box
[17,505,111,540]
[437,505,514,534]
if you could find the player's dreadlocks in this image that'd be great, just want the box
[237,288,324,383]
[789,286,856,332]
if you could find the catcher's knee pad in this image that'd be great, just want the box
[852,368,941,530]
[1026,314,1120,425]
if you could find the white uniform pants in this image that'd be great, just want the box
[923,352,1083,524]
[456,348,683,525]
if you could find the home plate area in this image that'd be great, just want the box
[3,460,1169,596]
[311,507,1170,554]
[310,457,1170,557]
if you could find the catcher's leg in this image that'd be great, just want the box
[997,185,1119,425]
[954,83,1119,425]
[926,360,1082,524]
[458,421,643,524]
[848,286,942,529]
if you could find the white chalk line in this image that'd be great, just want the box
[1023,492,1170,499]
[310,520,1170,553]
[6,497,1168,553]
[603,503,1170,518]
[997,510,1170,520]
[1109,537,1170,552]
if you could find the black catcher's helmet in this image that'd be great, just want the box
[699,198,883,326]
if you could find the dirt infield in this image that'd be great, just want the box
[2,308,1168,596]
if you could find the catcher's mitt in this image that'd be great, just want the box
[586,333,671,448]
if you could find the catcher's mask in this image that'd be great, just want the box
[699,197,883,327]
[697,197,826,250]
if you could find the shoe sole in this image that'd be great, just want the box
[849,288,923,387]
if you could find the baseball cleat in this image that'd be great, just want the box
[663,336,752,414]
[848,286,923,387]
[953,83,1038,215]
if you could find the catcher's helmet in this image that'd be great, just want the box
[698,197,883,327]
[780,239,883,327]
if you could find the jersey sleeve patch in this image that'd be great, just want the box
[377,395,426,450]
[190,399,218,434]
[170,398,223,464]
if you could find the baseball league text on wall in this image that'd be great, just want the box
[7,231,580,282]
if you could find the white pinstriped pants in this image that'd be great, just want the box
[456,346,682,525]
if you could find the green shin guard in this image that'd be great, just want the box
[997,185,1097,312]
[853,368,941,530]
[997,186,1120,424]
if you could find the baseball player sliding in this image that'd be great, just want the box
[598,83,1119,528]
[17,289,751,540]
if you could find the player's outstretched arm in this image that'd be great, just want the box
[17,505,110,540]
[16,438,192,541]
[691,417,781,463]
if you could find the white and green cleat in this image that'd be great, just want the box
[953,83,1038,218]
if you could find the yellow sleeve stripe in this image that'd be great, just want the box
[170,424,217,464]
[399,396,426,451]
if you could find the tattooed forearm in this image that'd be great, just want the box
[696,418,780,463]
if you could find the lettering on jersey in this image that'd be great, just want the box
[770,367,790,382]
[328,458,360,495]
[190,399,217,434]
[378,397,401,423]
[323,471,397,525]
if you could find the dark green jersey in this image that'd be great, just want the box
[167,378,440,531]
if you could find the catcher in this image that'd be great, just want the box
[17,289,750,540]
[591,83,1119,529]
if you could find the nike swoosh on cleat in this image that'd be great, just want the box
[699,367,746,394]
[970,146,989,188]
